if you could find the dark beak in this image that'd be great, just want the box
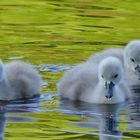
[135,65,140,80]
[135,65,140,72]
[105,81,115,99]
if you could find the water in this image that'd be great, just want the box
[0,90,139,140]
[0,0,140,139]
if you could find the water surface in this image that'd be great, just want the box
[0,0,140,139]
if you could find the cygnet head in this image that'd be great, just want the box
[0,61,5,82]
[98,57,123,99]
[124,40,140,78]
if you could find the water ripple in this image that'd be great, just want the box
[35,64,72,72]
[0,94,57,113]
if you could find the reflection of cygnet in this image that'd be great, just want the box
[60,100,127,140]
[124,40,140,85]
[58,57,131,104]
[99,116,121,140]
[0,112,5,140]
[0,61,42,100]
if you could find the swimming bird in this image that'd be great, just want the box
[58,57,131,104]
[88,40,140,85]
[0,60,42,100]
[124,40,140,85]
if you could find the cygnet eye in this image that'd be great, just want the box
[114,74,118,78]
[130,58,135,63]
[101,75,104,79]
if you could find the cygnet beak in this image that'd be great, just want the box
[105,81,115,99]
[135,65,140,80]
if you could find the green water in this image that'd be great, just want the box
[0,0,140,139]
